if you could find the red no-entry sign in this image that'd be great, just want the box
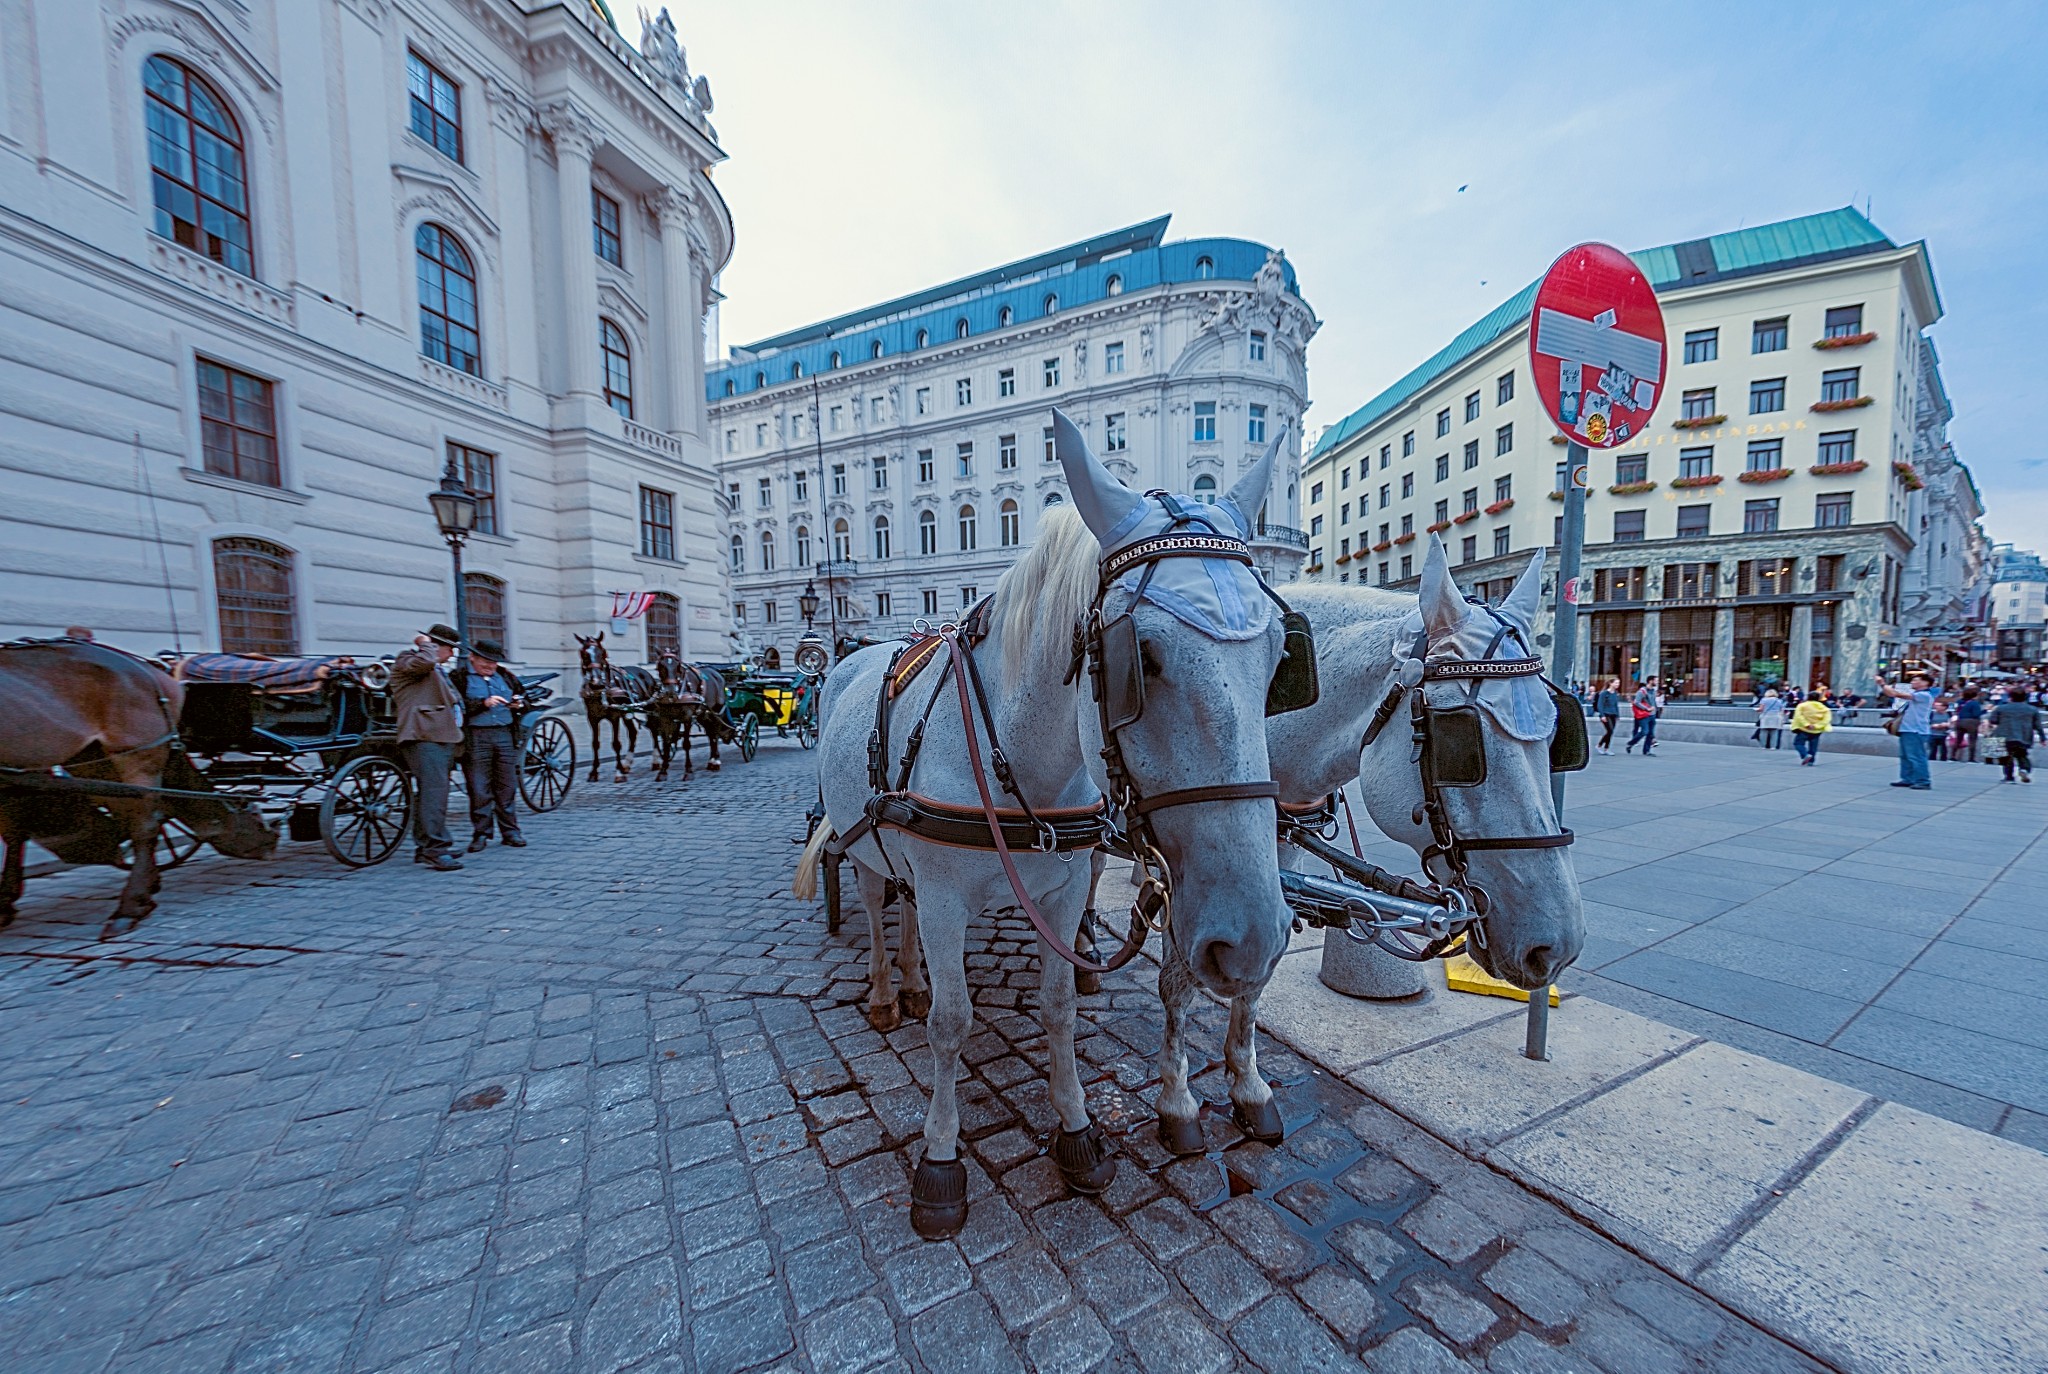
[1529,243,1666,449]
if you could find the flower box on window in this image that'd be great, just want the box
[1607,480,1656,496]
[1547,490,1567,502]
[1306,563,1323,574]
[1394,531,1416,545]
[1738,468,1793,484]
[1372,540,1392,553]
[1548,435,1570,447]
[1808,460,1868,476]
[1670,474,1723,489]
[1893,461,1923,491]
[1671,414,1726,430]
[1810,396,1874,412]
[1452,509,1479,525]
[1484,498,1515,515]
[1426,519,1452,533]
[1813,331,1877,350]
[1335,551,1352,564]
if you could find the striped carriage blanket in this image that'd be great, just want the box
[173,654,345,694]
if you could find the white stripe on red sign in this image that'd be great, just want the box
[1533,308,1664,381]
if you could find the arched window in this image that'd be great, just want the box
[999,499,1020,548]
[871,339,884,359]
[832,518,852,561]
[998,305,1013,327]
[1192,474,1218,504]
[829,350,842,369]
[645,592,681,659]
[918,509,937,555]
[600,318,633,418]
[790,360,803,379]
[1105,274,1122,296]
[144,56,253,277]
[955,318,970,339]
[760,529,776,572]
[872,515,891,561]
[915,328,929,349]
[463,572,506,649]
[1043,293,1058,316]
[415,223,480,375]
[795,525,811,566]
[212,537,296,654]
[753,370,765,388]
[1194,256,1215,280]
[1043,490,1064,508]
[723,378,735,396]
[729,534,744,573]
[957,505,977,552]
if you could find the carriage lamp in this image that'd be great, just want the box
[428,457,481,643]
[798,579,820,630]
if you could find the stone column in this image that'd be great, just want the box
[1638,608,1661,688]
[1789,602,1814,691]
[1711,605,1736,701]
[540,101,602,399]
[648,185,706,437]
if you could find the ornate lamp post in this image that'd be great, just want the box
[798,579,820,631]
[427,455,480,644]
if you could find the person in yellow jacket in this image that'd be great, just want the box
[1789,690,1832,767]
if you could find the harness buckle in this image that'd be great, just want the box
[1032,819,1059,855]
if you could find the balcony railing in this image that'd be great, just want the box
[814,559,859,581]
[1251,523,1310,550]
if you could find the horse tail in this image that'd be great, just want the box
[792,820,830,902]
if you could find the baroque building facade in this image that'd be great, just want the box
[707,217,1315,662]
[1302,208,1989,699]
[0,0,733,669]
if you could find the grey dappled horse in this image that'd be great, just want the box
[796,412,1294,1238]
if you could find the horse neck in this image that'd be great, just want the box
[969,610,1086,805]
[1270,589,1411,802]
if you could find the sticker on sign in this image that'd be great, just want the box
[1529,243,1667,450]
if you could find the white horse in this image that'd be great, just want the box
[796,412,1295,1238]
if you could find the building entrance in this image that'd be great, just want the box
[1659,608,1714,699]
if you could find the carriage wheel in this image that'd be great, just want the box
[796,713,816,750]
[320,755,410,867]
[739,713,760,763]
[156,816,205,869]
[519,717,576,812]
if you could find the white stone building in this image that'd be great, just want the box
[707,217,1316,661]
[0,0,733,670]
[1990,543,2047,669]
[1302,208,1989,698]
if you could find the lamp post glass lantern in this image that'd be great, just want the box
[798,579,820,629]
[429,457,480,644]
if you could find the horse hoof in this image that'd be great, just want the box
[898,988,931,1020]
[708,760,721,772]
[1074,970,1102,996]
[865,1003,901,1034]
[1157,1114,1207,1156]
[910,1157,968,1240]
[1052,1123,1117,1195]
[1233,1097,1285,1143]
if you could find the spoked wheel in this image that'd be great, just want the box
[739,712,760,763]
[519,716,576,812]
[796,713,816,750]
[118,815,207,871]
[320,755,411,867]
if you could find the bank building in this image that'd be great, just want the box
[1301,208,1991,699]
[708,216,1317,662]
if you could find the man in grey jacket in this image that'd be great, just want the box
[1991,687,2039,784]
[391,623,465,870]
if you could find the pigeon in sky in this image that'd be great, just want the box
[1458,184,1468,192]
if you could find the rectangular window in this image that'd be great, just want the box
[1249,331,1267,362]
[1378,522,1389,544]
[1555,461,1569,493]
[999,434,1018,468]
[592,189,622,265]
[1461,534,1477,563]
[449,441,496,534]
[1815,554,1843,591]
[998,367,1016,398]
[1310,515,1323,536]
[1379,483,1390,506]
[872,462,888,490]
[1463,440,1479,469]
[1104,414,1126,452]
[726,481,740,512]
[406,51,463,163]
[1401,513,1413,535]
[1435,454,1450,482]
[764,601,779,624]
[755,422,768,447]
[828,405,842,432]
[1043,427,1056,462]
[915,387,931,415]
[723,428,737,454]
[1248,403,1267,443]
[1683,328,1719,364]
[1495,423,1513,457]
[918,515,937,555]
[1402,431,1415,457]
[872,396,886,423]
[831,463,847,495]
[873,593,889,618]
[1379,444,1391,469]
[1193,401,1216,442]
[1339,536,1350,557]
[1461,487,1478,514]
[1103,341,1125,374]
[917,449,934,483]
[1743,498,1779,533]
[196,359,280,487]
[1615,453,1647,485]
[1752,317,1788,353]
[955,377,973,406]
[1465,392,1481,423]
[1824,304,1864,339]
[1434,499,1449,525]
[922,589,939,616]
[794,471,808,501]
[1820,367,1860,403]
[733,602,745,626]
[1494,475,1512,503]
[1746,438,1784,472]
[1379,561,1390,584]
[960,586,977,608]
[1681,388,1716,421]
[1613,510,1646,542]
[1436,408,1451,438]
[955,442,973,477]
[757,476,773,508]
[1679,447,1713,480]
[1043,356,1061,387]
[1340,500,1351,523]
[1497,372,1515,405]
[1815,492,1853,528]
[1401,473,1414,498]
[1340,469,1350,491]
[1400,554,1413,579]
[1493,527,1510,557]
[1676,504,1710,538]
[1310,481,1324,504]
[1817,431,1857,465]
[1749,377,1785,414]
[639,485,675,560]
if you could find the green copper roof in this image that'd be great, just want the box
[1309,207,1896,461]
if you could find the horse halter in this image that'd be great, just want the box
[1360,603,1585,915]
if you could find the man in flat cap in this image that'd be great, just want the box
[451,636,527,851]
[391,623,465,870]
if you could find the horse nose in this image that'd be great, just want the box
[1519,945,1565,987]
[1192,925,1285,993]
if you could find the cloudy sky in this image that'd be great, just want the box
[677,0,2046,546]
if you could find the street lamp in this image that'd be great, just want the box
[427,455,480,644]
[798,579,820,630]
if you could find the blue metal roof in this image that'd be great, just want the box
[1309,207,1897,461]
[707,216,1301,401]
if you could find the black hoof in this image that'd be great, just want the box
[1233,1097,1285,1143]
[898,988,931,1020]
[910,1157,968,1240]
[1157,1114,1206,1156]
[1052,1123,1117,1195]
[1074,970,1102,996]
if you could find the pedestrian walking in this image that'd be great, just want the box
[1877,670,1936,790]
[391,624,466,868]
[1953,686,1985,763]
[1928,695,1953,761]
[1626,678,1658,755]
[451,637,527,851]
[1754,687,1787,750]
[1594,677,1622,754]
[1790,689,1831,765]
[1990,687,2039,784]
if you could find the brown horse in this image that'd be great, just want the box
[0,640,272,937]
[574,634,656,782]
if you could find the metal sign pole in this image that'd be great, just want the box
[1527,441,1588,1060]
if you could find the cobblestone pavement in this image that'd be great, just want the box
[0,740,1828,1373]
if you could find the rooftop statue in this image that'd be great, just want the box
[638,7,713,113]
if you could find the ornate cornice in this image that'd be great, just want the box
[538,100,603,161]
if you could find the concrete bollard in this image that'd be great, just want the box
[1319,924,1429,1000]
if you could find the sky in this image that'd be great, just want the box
[675,0,2047,549]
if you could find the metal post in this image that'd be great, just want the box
[1527,441,1588,1061]
[449,536,469,647]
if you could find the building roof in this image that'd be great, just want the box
[707,215,1300,401]
[1309,207,1903,462]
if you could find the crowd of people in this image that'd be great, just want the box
[391,623,529,870]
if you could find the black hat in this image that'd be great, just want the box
[470,638,510,662]
[422,623,462,647]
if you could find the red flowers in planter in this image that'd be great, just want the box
[1738,468,1793,484]
[1426,519,1452,533]
[1671,414,1727,430]
[1814,332,1877,350]
[1372,540,1392,552]
[1484,498,1515,515]
[1670,474,1723,489]
[1808,460,1867,476]
[1452,509,1479,525]
[1893,461,1924,491]
[1334,552,1352,564]
[1607,480,1656,496]
[1811,396,1873,412]
[1394,532,1416,545]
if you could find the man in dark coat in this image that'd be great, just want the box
[391,623,465,870]
[451,637,527,851]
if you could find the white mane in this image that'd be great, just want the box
[992,505,1100,686]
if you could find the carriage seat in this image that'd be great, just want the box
[174,654,345,695]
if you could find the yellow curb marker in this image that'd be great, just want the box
[1444,952,1560,1006]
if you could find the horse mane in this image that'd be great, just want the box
[992,505,1100,687]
